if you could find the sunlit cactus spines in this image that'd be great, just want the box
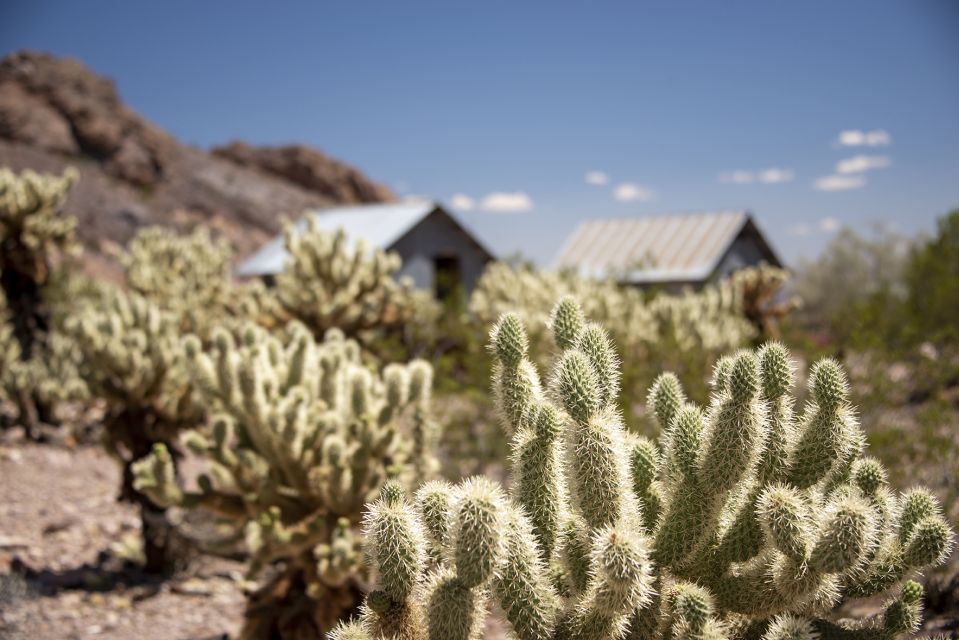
[273,219,434,343]
[131,318,441,639]
[343,296,954,640]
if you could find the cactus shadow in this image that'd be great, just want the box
[8,550,166,599]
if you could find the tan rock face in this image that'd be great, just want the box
[0,50,395,276]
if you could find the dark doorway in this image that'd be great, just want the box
[433,255,462,303]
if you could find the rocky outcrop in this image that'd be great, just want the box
[0,50,395,271]
[213,142,395,205]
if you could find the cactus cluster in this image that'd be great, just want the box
[132,319,439,638]
[273,219,432,342]
[66,287,202,571]
[0,167,84,433]
[335,296,954,640]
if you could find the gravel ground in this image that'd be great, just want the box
[0,441,245,640]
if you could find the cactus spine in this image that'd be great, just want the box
[336,297,954,640]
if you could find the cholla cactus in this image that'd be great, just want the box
[132,320,439,639]
[336,298,954,640]
[67,286,201,573]
[0,167,80,433]
[274,219,430,343]
[0,167,79,354]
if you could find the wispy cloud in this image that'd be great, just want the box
[585,170,609,186]
[836,129,891,147]
[449,193,475,211]
[480,191,534,213]
[719,168,794,184]
[757,168,795,184]
[819,217,841,232]
[836,154,891,174]
[613,183,655,202]
[814,174,866,192]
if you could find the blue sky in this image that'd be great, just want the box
[5,1,959,266]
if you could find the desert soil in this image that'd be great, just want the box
[0,441,245,640]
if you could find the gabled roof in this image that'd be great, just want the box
[237,200,493,277]
[553,210,779,284]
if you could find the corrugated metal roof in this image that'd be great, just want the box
[553,210,751,283]
[237,200,439,277]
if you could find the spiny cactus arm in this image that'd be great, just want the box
[490,312,544,435]
[786,359,858,489]
[660,582,729,640]
[550,295,586,350]
[511,402,565,562]
[698,351,766,497]
[755,342,795,485]
[414,480,453,566]
[628,435,662,534]
[647,372,685,434]
[493,507,559,640]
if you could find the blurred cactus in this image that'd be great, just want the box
[117,225,281,335]
[67,287,201,573]
[0,167,80,433]
[336,298,954,640]
[132,320,439,639]
[273,219,431,344]
[469,263,790,413]
[0,167,79,354]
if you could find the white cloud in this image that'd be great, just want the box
[719,168,794,184]
[837,129,891,147]
[401,193,431,203]
[585,170,609,186]
[719,170,755,184]
[788,223,812,237]
[814,174,867,192]
[758,168,795,184]
[819,217,841,232]
[479,191,534,213]
[449,193,475,211]
[614,183,655,202]
[836,154,891,174]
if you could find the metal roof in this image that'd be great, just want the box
[553,210,759,283]
[237,200,485,277]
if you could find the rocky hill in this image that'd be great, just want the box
[0,50,395,274]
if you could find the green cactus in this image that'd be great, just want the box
[66,286,202,573]
[338,297,954,640]
[131,319,440,639]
